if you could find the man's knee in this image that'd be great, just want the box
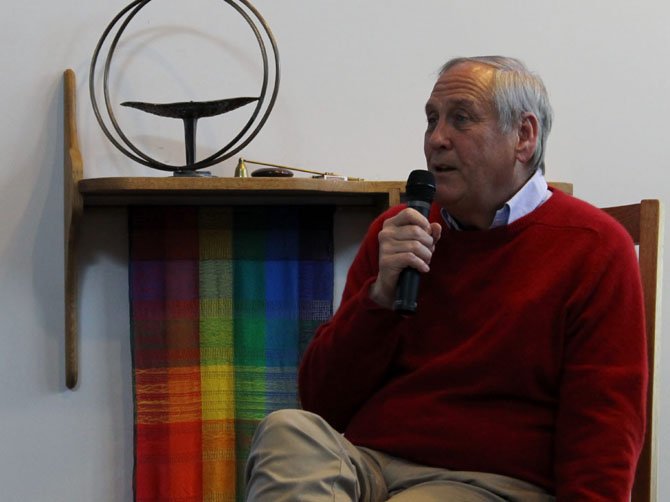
[246,409,365,501]
[252,409,330,450]
[259,408,313,426]
[255,409,319,436]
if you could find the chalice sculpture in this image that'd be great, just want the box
[90,0,280,176]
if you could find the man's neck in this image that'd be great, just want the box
[443,168,542,230]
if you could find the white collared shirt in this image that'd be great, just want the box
[441,169,552,230]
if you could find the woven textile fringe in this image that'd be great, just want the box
[129,206,334,502]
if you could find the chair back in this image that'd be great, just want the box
[601,200,663,502]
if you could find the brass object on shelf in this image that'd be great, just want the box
[236,158,364,181]
[234,158,250,178]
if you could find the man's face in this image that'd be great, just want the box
[423,62,529,228]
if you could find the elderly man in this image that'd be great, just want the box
[245,56,646,501]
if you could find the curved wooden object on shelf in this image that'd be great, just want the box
[64,69,83,389]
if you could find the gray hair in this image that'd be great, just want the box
[440,56,553,173]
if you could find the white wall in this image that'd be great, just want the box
[1,0,668,499]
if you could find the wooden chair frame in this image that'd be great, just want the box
[602,200,663,502]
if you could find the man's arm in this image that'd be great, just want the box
[298,206,441,431]
[554,224,647,500]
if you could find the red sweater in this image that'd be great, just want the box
[299,189,647,500]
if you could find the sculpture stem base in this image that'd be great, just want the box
[173,170,213,177]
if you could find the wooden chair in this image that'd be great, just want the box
[601,200,663,502]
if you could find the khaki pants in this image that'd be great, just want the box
[245,409,554,502]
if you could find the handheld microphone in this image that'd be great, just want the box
[393,169,436,315]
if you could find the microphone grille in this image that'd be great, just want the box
[406,170,436,202]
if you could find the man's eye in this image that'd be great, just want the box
[453,113,470,124]
[426,115,438,129]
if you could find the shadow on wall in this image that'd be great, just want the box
[0,76,65,397]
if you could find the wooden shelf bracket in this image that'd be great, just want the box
[64,69,84,389]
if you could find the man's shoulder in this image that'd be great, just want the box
[541,189,634,247]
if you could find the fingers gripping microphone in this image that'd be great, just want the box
[393,170,436,315]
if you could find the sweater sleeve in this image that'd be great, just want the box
[298,207,407,431]
[554,222,647,501]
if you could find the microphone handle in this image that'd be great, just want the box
[393,199,432,315]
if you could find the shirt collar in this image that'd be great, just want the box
[441,169,551,230]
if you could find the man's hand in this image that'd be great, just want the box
[369,208,442,309]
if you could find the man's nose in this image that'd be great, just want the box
[426,122,453,150]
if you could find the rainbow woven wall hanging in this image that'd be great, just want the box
[129,205,334,501]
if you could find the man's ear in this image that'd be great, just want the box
[515,113,539,165]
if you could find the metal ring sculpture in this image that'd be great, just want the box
[90,0,280,174]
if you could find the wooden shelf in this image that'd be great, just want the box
[63,69,405,389]
[79,176,405,207]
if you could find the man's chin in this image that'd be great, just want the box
[434,186,465,208]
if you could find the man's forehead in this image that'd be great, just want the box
[425,97,478,112]
[427,62,495,108]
